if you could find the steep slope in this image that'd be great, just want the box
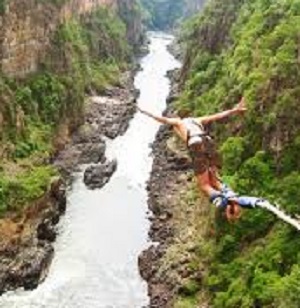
[0,0,134,215]
[177,0,300,306]
[143,0,300,307]
[0,0,143,212]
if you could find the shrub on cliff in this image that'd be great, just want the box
[0,166,57,214]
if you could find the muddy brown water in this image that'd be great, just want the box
[0,32,181,308]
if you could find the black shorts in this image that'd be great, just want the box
[188,138,221,175]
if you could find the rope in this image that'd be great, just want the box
[257,201,300,231]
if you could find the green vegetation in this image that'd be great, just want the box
[175,0,300,306]
[0,7,131,215]
[0,0,5,14]
[0,166,58,214]
[140,0,186,30]
[36,0,68,7]
[140,0,205,30]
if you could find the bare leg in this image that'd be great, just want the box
[208,166,222,191]
[196,170,241,221]
[195,170,221,198]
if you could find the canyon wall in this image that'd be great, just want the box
[0,0,139,77]
[0,0,142,294]
[154,0,300,306]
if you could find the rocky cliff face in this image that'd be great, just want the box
[117,0,144,50]
[62,0,116,17]
[1,0,59,77]
[0,0,141,77]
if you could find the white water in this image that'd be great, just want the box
[0,32,181,308]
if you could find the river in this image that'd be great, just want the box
[0,32,181,308]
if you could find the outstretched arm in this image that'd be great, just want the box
[196,97,247,125]
[138,107,179,126]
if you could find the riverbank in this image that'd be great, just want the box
[54,70,138,179]
[0,69,138,295]
[139,70,215,307]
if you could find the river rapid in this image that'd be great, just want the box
[0,32,180,308]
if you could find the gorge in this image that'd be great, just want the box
[1,0,300,307]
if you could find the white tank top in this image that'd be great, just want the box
[182,118,210,148]
[182,118,206,138]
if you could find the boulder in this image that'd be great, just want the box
[78,142,106,164]
[84,159,117,189]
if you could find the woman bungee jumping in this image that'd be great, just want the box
[138,97,266,220]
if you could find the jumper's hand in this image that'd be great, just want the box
[234,97,247,113]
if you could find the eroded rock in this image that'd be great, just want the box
[84,159,117,189]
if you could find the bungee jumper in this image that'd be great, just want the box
[138,98,300,229]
